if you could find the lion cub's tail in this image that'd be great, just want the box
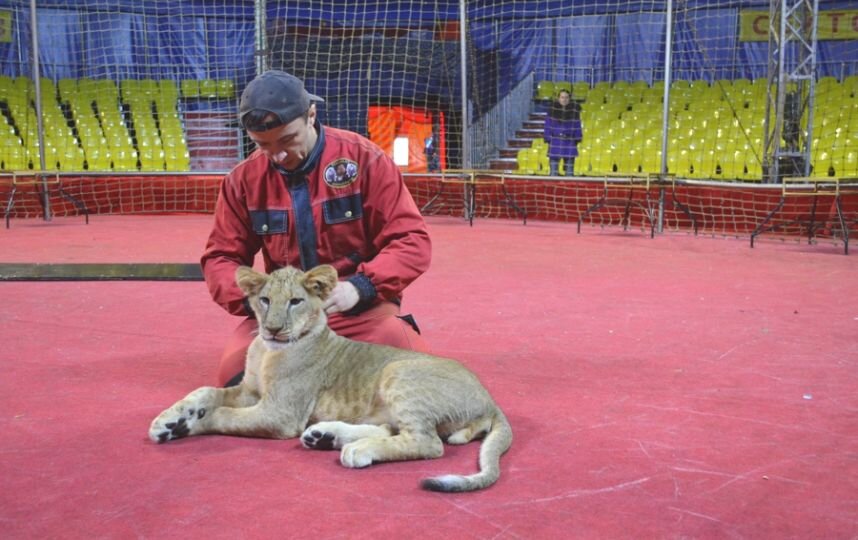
[421,411,513,492]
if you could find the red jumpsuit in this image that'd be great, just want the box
[201,122,431,385]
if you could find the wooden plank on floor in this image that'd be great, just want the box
[0,263,204,281]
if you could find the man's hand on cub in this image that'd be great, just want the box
[323,281,360,314]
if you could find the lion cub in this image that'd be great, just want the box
[149,264,512,492]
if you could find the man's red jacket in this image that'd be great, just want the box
[201,123,431,317]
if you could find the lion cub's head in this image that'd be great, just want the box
[236,265,338,349]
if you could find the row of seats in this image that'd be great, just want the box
[528,77,858,179]
[537,75,858,102]
[181,78,235,100]
[0,76,232,172]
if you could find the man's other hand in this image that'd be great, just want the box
[323,281,360,314]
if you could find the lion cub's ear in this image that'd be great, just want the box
[303,264,338,300]
[235,266,268,296]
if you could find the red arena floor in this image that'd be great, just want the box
[1,214,856,538]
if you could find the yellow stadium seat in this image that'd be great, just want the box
[1,143,28,170]
[843,75,858,97]
[533,147,549,175]
[57,78,77,100]
[516,148,537,174]
[85,146,112,171]
[554,81,572,95]
[92,80,119,102]
[120,79,139,100]
[731,78,751,92]
[140,79,159,98]
[536,80,555,101]
[181,79,200,98]
[817,76,837,93]
[716,150,741,180]
[831,150,858,177]
[76,78,98,98]
[0,75,13,99]
[59,146,86,171]
[31,144,60,170]
[158,79,179,102]
[112,147,139,171]
[616,148,642,175]
[138,145,165,171]
[692,148,718,179]
[739,152,763,181]
[574,143,592,175]
[164,148,190,171]
[217,79,235,99]
[13,76,34,97]
[667,148,691,177]
[571,81,589,100]
[199,79,218,98]
[640,138,662,174]
[590,144,615,175]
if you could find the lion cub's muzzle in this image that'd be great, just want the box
[260,325,302,347]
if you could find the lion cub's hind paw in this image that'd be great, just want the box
[302,428,338,450]
[301,421,353,450]
[301,421,391,450]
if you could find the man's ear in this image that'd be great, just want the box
[235,266,268,296]
[303,264,338,300]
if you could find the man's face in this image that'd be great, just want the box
[247,106,316,170]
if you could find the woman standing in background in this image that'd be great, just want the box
[543,89,581,176]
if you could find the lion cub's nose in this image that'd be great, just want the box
[265,325,283,336]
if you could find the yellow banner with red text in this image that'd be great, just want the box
[740,10,858,41]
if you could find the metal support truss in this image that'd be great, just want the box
[762,0,819,183]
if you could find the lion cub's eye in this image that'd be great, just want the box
[258,297,270,308]
[289,298,304,306]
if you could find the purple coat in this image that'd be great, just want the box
[544,104,582,160]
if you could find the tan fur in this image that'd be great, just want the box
[149,265,512,492]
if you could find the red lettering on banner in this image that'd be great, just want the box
[826,12,844,33]
[852,13,858,32]
[753,15,767,35]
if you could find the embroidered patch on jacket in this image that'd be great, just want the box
[323,159,358,188]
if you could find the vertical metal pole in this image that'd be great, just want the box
[459,0,470,169]
[30,0,50,221]
[245,0,268,161]
[657,0,674,233]
[254,0,268,75]
[773,0,788,182]
[802,0,819,177]
[763,0,817,183]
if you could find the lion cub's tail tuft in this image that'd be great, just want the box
[420,411,513,492]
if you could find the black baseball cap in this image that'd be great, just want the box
[238,70,324,132]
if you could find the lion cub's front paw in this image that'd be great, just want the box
[149,388,215,443]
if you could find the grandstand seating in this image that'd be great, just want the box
[0,73,854,180]
[516,76,858,181]
[0,76,234,172]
